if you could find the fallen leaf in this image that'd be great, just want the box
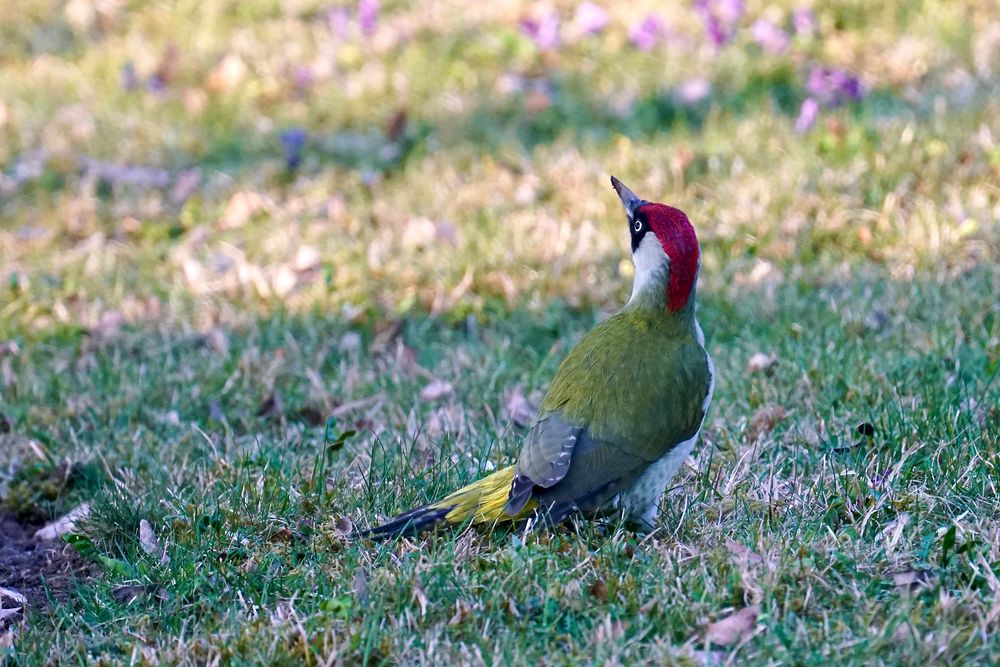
[412,580,428,617]
[353,567,369,605]
[257,392,283,420]
[293,246,322,273]
[338,331,363,355]
[589,578,610,601]
[34,503,91,540]
[420,379,454,402]
[139,519,170,566]
[892,569,935,592]
[0,608,21,622]
[205,53,247,93]
[725,539,765,566]
[891,622,915,643]
[856,422,876,437]
[747,352,778,374]
[704,605,761,646]
[448,599,471,626]
[747,405,787,441]
[691,649,728,666]
[269,527,295,543]
[203,326,229,355]
[505,387,536,428]
[334,516,354,537]
[0,588,26,606]
[111,584,149,604]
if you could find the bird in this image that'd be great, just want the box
[367,176,715,538]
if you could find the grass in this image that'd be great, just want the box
[1,0,999,664]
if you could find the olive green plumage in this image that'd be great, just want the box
[507,302,710,520]
[366,176,713,539]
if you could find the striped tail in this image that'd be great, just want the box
[366,465,536,539]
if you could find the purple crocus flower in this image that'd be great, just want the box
[121,62,138,91]
[574,2,609,36]
[627,14,666,51]
[291,65,313,91]
[806,66,865,106]
[327,7,351,39]
[794,97,820,132]
[751,18,789,54]
[677,77,712,104]
[280,128,308,170]
[792,7,816,37]
[358,0,378,36]
[520,14,561,51]
[694,0,744,48]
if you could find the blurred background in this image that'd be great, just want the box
[1,0,997,332]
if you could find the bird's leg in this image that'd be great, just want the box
[627,501,659,535]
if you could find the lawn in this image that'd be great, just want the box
[1,0,999,664]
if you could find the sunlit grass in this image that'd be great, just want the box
[1,0,999,663]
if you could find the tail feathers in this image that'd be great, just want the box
[366,465,535,539]
[365,504,453,539]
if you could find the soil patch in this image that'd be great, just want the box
[0,513,98,627]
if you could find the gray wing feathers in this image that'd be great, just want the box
[515,414,579,487]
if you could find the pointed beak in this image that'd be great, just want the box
[610,175,644,219]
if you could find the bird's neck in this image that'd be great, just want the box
[625,279,699,335]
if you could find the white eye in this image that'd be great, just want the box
[633,219,642,232]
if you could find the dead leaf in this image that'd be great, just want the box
[703,605,761,646]
[747,405,787,441]
[205,53,247,93]
[589,578,610,601]
[448,599,471,626]
[505,387,536,428]
[0,608,20,622]
[292,246,322,273]
[139,519,170,566]
[353,567,369,605]
[257,392,283,420]
[891,621,915,643]
[420,379,454,402]
[691,649,727,666]
[412,580,428,617]
[892,569,935,592]
[91,311,125,339]
[334,516,354,537]
[747,352,778,374]
[203,326,229,355]
[725,539,764,566]
[34,503,91,540]
[0,588,26,607]
[425,403,463,438]
[385,108,408,142]
[219,191,264,229]
[111,584,149,604]
[269,527,295,543]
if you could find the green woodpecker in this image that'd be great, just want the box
[369,177,714,537]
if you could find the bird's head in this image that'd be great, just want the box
[610,175,700,313]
